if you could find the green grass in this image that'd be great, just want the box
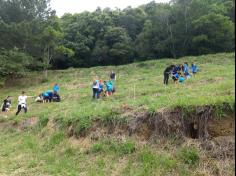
[0,52,235,175]
[0,127,223,176]
[0,52,234,123]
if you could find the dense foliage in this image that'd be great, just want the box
[0,0,235,75]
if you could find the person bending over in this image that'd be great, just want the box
[35,94,44,103]
[172,72,180,84]
[179,73,185,83]
[163,65,176,85]
[43,90,53,103]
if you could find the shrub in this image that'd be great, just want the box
[177,147,199,166]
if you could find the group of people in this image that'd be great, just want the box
[92,71,116,99]
[163,62,198,85]
[35,84,61,103]
[1,63,199,116]
[1,84,61,116]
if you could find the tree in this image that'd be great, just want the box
[0,49,33,76]
[192,13,234,54]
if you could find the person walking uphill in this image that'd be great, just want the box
[163,65,176,85]
[16,91,33,115]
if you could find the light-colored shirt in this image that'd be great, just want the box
[92,80,99,89]
[18,95,28,105]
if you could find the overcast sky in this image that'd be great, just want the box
[50,0,170,17]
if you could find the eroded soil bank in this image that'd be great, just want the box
[1,104,234,160]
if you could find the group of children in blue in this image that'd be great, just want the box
[163,62,198,85]
[1,84,61,115]
[92,71,116,99]
[35,84,61,103]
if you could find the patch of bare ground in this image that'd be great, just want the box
[18,117,39,131]
[111,157,128,176]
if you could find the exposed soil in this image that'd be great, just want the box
[81,106,234,142]
[0,105,234,160]
[208,116,234,137]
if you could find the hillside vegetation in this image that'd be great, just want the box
[0,52,235,175]
[0,52,234,121]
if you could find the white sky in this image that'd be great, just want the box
[50,0,170,17]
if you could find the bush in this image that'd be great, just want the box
[91,143,104,153]
[177,147,199,166]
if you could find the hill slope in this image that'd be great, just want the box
[0,52,235,175]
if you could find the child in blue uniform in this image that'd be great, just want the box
[104,81,113,96]
[172,72,179,83]
[97,80,104,98]
[191,63,198,76]
[179,73,185,83]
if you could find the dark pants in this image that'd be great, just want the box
[164,73,169,85]
[16,104,27,115]
[93,88,99,99]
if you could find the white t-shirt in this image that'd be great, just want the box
[18,95,28,105]
[92,80,99,89]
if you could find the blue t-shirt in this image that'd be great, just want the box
[179,77,185,82]
[53,85,59,92]
[184,64,189,73]
[174,73,179,79]
[173,66,180,74]
[43,92,49,97]
[192,64,198,73]
[46,90,53,97]
[106,82,113,91]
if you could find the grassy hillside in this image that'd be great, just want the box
[0,52,235,121]
[0,52,235,175]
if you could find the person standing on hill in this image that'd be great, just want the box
[110,71,116,93]
[92,79,100,99]
[16,91,33,115]
[53,83,61,102]
[97,80,104,98]
[53,83,59,94]
[163,65,176,85]
[183,62,190,79]
[110,71,116,81]
[104,80,113,96]
[191,63,198,76]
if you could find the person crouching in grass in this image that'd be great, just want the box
[1,96,12,113]
[172,72,180,84]
[179,73,185,83]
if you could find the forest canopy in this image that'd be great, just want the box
[0,0,235,76]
